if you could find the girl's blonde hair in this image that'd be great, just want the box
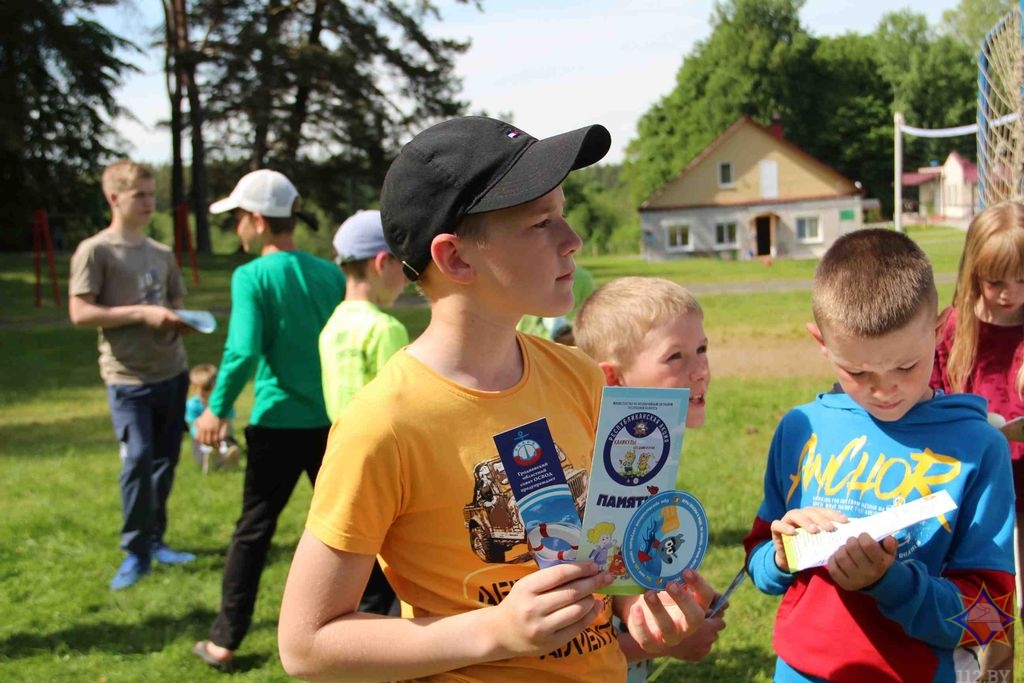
[947,201,1024,395]
[586,522,615,543]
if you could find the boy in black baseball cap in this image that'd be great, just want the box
[279,117,715,681]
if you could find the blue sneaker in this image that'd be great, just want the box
[110,553,151,590]
[152,542,196,565]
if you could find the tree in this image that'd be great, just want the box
[0,0,137,250]
[563,165,639,255]
[623,0,979,218]
[623,0,816,206]
[188,0,471,220]
[941,0,1017,47]
[163,0,211,252]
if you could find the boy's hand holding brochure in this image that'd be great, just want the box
[773,490,958,589]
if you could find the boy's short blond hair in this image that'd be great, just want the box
[189,363,218,393]
[812,228,937,338]
[575,276,702,368]
[101,160,154,197]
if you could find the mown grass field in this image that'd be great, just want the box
[1,224,1018,682]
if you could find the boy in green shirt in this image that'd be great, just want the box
[192,169,345,668]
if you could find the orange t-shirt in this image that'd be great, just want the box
[308,334,625,682]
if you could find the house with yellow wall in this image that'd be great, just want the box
[639,116,867,260]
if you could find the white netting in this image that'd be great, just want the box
[978,4,1024,207]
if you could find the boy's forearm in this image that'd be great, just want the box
[208,349,256,416]
[69,297,153,328]
[747,539,794,595]
[281,604,511,681]
[863,560,1010,649]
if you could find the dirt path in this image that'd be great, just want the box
[710,337,831,378]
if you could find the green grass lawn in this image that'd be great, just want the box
[2,223,1019,681]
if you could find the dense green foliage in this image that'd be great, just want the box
[622,0,981,216]
[0,0,137,251]
[189,0,472,222]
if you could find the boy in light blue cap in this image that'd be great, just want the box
[320,209,410,421]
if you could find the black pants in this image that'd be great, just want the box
[209,424,395,650]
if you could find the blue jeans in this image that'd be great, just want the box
[106,372,189,556]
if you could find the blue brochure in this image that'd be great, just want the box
[493,418,582,568]
[577,386,693,594]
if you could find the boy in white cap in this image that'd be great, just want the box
[191,169,346,669]
[278,117,715,681]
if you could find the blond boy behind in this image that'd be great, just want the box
[575,276,723,679]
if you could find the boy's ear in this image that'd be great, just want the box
[806,322,829,358]
[372,251,391,274]
[597,361,625,387]
[252,212,269,234]
[430,234,474,284]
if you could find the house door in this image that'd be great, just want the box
[755,215,773,256]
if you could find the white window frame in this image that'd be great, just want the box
[795,215,823,244]
[714,221,738,249]
[663,221,694,253]
[718,162,734,188]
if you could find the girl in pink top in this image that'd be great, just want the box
[931,200,1024,611]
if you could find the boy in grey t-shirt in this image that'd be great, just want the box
[69,160,197,590]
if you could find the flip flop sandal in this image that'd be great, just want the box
[192,640,232,671]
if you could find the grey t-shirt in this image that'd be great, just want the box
[69,228,188,385]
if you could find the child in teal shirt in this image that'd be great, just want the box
[184,363,240,473]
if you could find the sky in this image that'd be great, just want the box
[96,0,966,166]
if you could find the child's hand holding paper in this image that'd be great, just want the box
[770,507,848,573]
[827,532,899,591]
[778,490,958,574]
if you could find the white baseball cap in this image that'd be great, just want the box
[333,210,391,264]
[209,169,299,217]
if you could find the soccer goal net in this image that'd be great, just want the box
[977,1,1024,209]
[893,3,1024,230]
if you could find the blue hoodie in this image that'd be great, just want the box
[744,391,1015,683]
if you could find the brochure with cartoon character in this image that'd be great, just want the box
[577,386,694,595]
[493,418,582,568]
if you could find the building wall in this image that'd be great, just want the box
[941,156,973,218]
[641,196,864,261]
[646,125,856,208]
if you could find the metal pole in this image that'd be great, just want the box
[894,112,903,232]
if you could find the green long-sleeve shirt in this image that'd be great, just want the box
[208,251,345,428]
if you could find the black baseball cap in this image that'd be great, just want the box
[380,116,612,280]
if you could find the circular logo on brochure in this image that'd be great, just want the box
[602,412,671,486]
[622,490,708,590]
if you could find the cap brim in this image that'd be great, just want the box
[468,124,611,214]
[209,196,239,214]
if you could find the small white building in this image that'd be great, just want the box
[901,151,977,220]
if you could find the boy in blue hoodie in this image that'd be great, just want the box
[744,229,1015,683]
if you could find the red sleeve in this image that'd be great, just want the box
[931,307,956,392]
[944,568,1017,648]
[743,516,773,563]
